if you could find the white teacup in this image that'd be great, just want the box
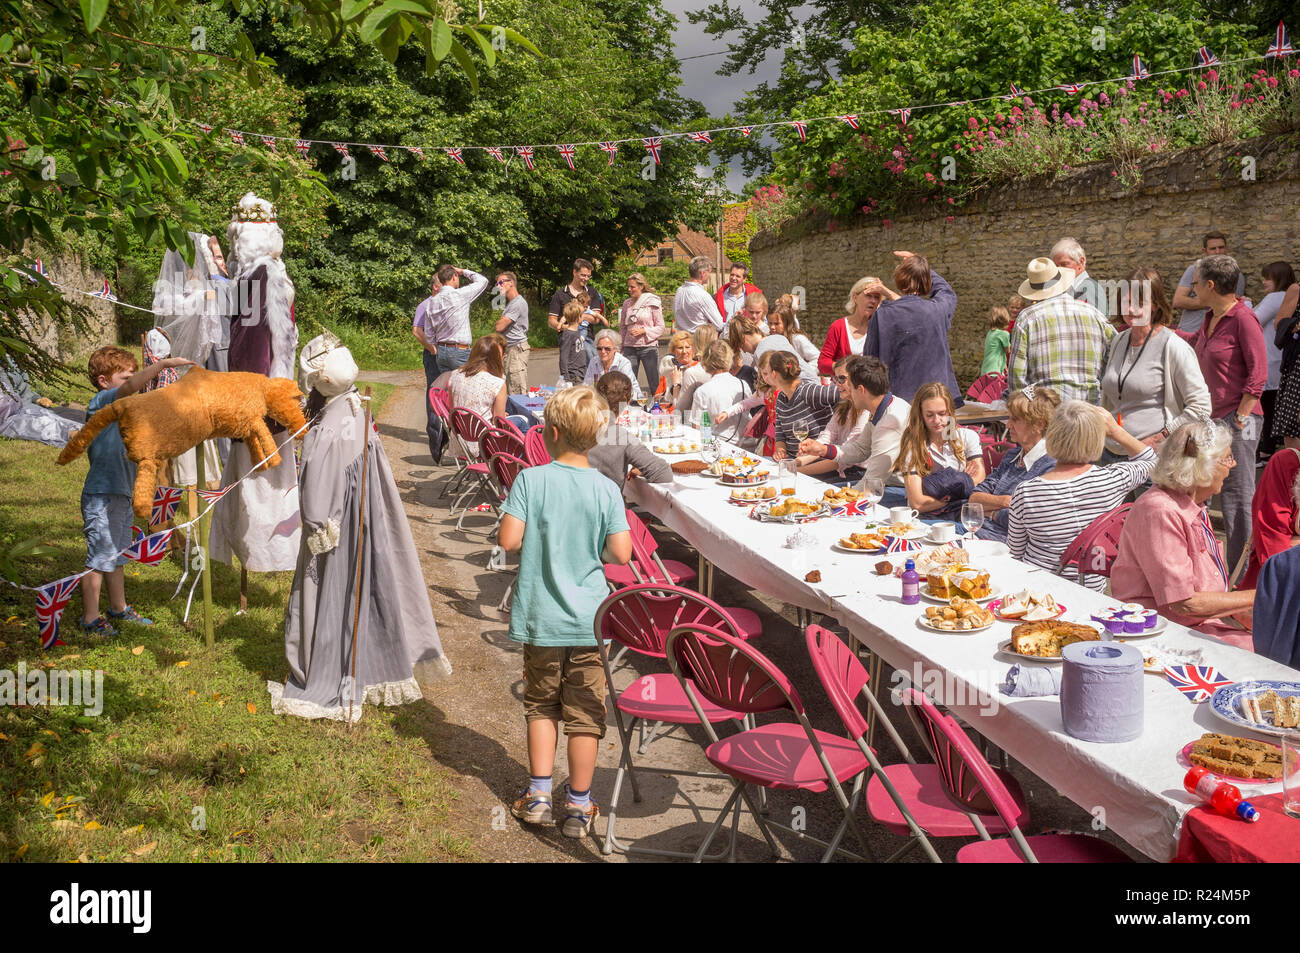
[889,506,919,525]
[929,521,956,543]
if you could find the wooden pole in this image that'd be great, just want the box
[347,387,373,727]
[195,446,214,649]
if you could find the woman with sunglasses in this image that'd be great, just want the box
[582,329,642,401]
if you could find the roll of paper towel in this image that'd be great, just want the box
[1060,641,1144,743]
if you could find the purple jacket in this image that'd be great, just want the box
[865,270,962,406]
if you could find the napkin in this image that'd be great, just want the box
[1001,664,1062,697]
[880,535,922,553]
[1163,664,1233,704]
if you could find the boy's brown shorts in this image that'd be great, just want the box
[523,645,607,737]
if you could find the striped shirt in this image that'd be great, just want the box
[774,381,839,456]
[1006,448,1157,590]
[1006,292,1115,404]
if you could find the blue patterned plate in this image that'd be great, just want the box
[1209,680,1300,737]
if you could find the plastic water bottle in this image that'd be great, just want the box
[1183,767,1260,822]
[699,410,712,447]
[901,558,920,605]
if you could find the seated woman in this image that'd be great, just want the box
[582,329,642,401]
[767,303,820,368]
[657,330,696,406]
[768,351,839,460]
[1111,420,1254,649]
[892,382,986,517]
[1239,445,1300,589]
[728,313,818,385]
[1007,401,1157,590]
[716,350,778,454]
[690,341,751,442]
[674,325,718,413]
[447,335,509,455]
[794,355,870,482]
[589,372,672,490]
[968,384,1061,542]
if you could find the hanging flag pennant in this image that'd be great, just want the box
[642,137,662,165]
[1266,21,1293,58]
[1130,53,1150,80]
[445,147,465,166]
[739,126,752,137]
[90,279,117,301]
[597,142,618,165]
[332,142,350,159]
[407,146,425,160]
[891,108,912,125]
[294,138,312,158]
[840,115,859,129]
[1007,82,1027,99]
[195,486,234,505]
[260,135,278,152]
[367,145,389,162]
[35,573,84,650]
[1057,82,1086,94]
[1192,46,1220,68]
[124,528,174,566]
[198,123,213,134]
[689,131,712,144]
[229,130,245,146]
[149,486,185,528]
[486,146,507,163]
[516,146,535,170]
[557,144,577,170]
[1163,664,1233,704]
[26,258,47,283]
[789,120,808,141]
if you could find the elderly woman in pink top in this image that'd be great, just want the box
[1111,419,1255,650]
[619,273,665,397]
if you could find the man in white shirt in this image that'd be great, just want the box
[798,356,910,485]
[1173,231,1246,333]
[423,264,489,374]
[672,255,721,333]
[413,272,442,393]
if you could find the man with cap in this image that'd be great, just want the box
[1006,257,1115,404]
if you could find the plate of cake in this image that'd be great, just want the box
[1179,732,1295,783]
[918,598,996,632]
[921,568,998,604]
[997,619,1102,661]
[1210,680,1300,737]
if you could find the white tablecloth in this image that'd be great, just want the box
[625,433,1298,862]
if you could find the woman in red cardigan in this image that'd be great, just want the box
[818,276,882,375]
[1240,446,1300,589]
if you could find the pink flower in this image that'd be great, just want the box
[1290,69,1300,79]
[1207,69,1219,82]
[967,116,979,129]
[1111,170,1117,176]
[1268,76,1279,88]
[945,215,954,223]
[1197,81,1206,90]
[947,197,954,204]
[881,218,892,228]
[1099,92,1111,105]
[1119,117,1128,125]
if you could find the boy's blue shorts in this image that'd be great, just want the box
[82,493,133,572]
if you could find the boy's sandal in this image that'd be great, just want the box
[78,617,118,637]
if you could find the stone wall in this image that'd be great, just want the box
[15,249,119,364]
[751,134,1300,387]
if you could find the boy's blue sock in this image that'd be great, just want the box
[567,785,591,808]
[528,776,553,796]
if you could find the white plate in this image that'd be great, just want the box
[752,501,831,523]
[1209,681,1300,738]
[996,639,1065,664]
[652,444,704,455]
[921,583,1001,605]
[719,475,770,487]
[916,615,996,634]
[1107,617,1169,638]
[831,540,889,555]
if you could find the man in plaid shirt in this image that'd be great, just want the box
[1006,257,1115,403]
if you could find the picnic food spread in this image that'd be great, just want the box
[767,498,822,517]
[996,589,1062,621]
[926,568,991,600]
[1241,690,1300,729]
[670,459,708,475]
[1009,619,1102,657]
[839,530,889,550]
[1187,732,1291,781]
[731,485,778,501]
[822,486,864,504]
[923,598,994,630]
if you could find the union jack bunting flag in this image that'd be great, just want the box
[26,258,46,283]
[891,107,912,125]
[1057,83,1086,95]
[597,142,618,165]
[557,144,577,170]
[90,279,117,301]
[1163,664,1233,703]
[35,573,84,649]
[407,146,425,160]
[1192,46,1220,68]
[198,123,212,134]
[642,137,663,164]
[880,535,922,554]
[829,498,872,518]
[195,486,234,505]
[789,120,808,141]
[332,142,350,159]
[1130,53,1149,80]
[1008,82,1027,99]
[739,126,752,137]
[840,115,859,129]
[260,135,278,152]
[445,147,465,166]
[516,146,535,170]
[124,528,173,567]
[295,139,312,157]
[1266,21,1293,58]
[486,147,507,163]
[367,145,389,161]
[150,486,185,528]
[229,130,245,146]
[688,131,712,144]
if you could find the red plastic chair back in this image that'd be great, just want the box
[429,387,452,424]
[481,426,525,463]
[1059,503,1132,582]
[523,425,551,467]
[666,623,799,716]
[487,452,528,495]
[804,625,872,741]
[450,407,493,460]
[982,440,1016,473]
[494,415,525,439]
[595,583,750,660]
[624,509,678,584]
[965,372,1006,404]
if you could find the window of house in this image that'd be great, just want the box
[657,247,673,264]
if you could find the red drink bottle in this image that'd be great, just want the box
[1183,766,1260,822]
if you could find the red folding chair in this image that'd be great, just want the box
[1059,504,1132,589]
[900,687,1132,863]
[605,509,698,590]
[523,424,551,467]
[449,407,497,531]
[594,584,758,858]
[965,372,1006,404]
[430,387,472,498]
[481,425,525,465]
[493,414,525,440]
[982,440,1016,473]
[486,451,528,496]
[665,622,876,862]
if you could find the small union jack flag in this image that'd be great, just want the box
[830,499,871,517]
[739,126,752,137]
[445,147,465,166]
[229,130,245,146]
[1130,53,1149,80]
[332,142,350,159]
[891,108,912,125]
[643,137,663,164]
[689,131,712,144]
[597,141,618,165]
[1266,20,1293,58]
[26,258,46,283]
[198,123,213,134]
[1193,46,1220,68]
[90,279,117,301]
[789,120,808,141]
[35,573,84,649]
[368,145,389,162]
[294,139,312,158]
[150,486,185,528]
[124,528,173,567]
[516,146,535,170]
[195,486,234,505]
[840,115,859,129]
[407,146,425,160]
[557,144,576,170]
[260,135,278,152]
[486,147,507,163]
[882,535,922,554]
[1008,82,1027,99]
[1057,83,1086,94]
[1163,664,1233,703]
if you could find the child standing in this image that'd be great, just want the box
[980,305,1012,376]
[557,300,589,385]
[497,386,631,837]
[78,346,193,637]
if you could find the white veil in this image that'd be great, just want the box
[152,232,226,365]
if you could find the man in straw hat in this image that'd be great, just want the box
[1006,256,1115,404]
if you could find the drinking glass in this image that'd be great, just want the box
[961,501,985,540]
[860,478,884,521]
[779,459,798,496]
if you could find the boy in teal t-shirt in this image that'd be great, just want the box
[498,386,631,838]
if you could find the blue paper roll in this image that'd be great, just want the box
[1060,641,1144,743]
